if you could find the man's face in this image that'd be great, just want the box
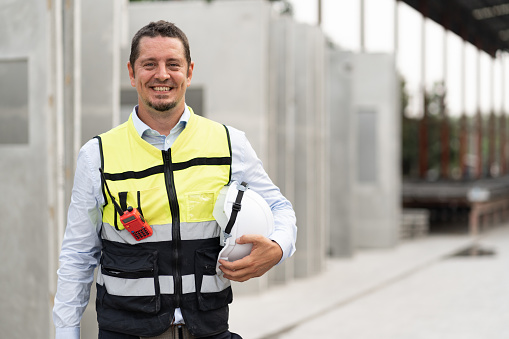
[128,36,194,116]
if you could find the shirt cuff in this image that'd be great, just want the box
[269,232,294,265]
[55,326,80,339]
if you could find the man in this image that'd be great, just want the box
[53,20,297,339]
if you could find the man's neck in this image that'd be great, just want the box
[137,105,184,136]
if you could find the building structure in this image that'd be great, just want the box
[0,1,400,338]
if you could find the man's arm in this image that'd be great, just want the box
[53,140,103,339]
[219,127,297,282]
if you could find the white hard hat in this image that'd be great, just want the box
[213,181,275,273]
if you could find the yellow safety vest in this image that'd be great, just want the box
[95,107,233,337]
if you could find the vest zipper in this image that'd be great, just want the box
[162,149,182,308]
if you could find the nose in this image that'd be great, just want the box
[155,63,170,81]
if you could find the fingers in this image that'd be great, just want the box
[218,258,253,282]
[217,236,283,282]
[235,234,262,245]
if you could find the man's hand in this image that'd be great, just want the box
[218,235,283,282]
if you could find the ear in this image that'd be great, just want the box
[186,61,195,87]
[127,61,136,87]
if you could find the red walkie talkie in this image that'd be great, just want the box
[120,206,153,241]
[100,168,153,241]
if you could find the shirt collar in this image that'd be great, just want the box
[131,105,190,137]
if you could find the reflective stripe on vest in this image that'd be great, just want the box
[101,220,221,244]
[96,272,230,296]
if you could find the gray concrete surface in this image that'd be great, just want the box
[229,225,509,339]
[0,1,53,338]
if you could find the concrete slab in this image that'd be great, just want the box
[274,224,509,339]
[228,228,489,338]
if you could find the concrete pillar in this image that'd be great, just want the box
[80,0,122,144]
[79,1,124,337]
[0,0,60,338]
[267,15,296,285]
[311,26,327,274]
[326,48,354,257]
[351,53,401,248]
[291,23,326,278]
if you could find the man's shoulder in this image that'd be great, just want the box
[76,138,102,172]
[81,137,99,153]
[224,125,246,141]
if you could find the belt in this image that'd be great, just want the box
[140,325,195,339]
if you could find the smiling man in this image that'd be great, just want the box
[52,21,297,339]
[128,34,193,134]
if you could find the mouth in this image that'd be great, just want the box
[152,86,173,92]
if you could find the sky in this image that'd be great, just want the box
[287,0,509,117]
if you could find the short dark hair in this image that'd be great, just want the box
[129,20,191,73]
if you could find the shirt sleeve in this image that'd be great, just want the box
[227,127,297,263]
[53,139,103,336]
[55,327,81,339]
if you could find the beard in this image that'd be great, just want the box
[144,92,179,112]
[147,100,177,112]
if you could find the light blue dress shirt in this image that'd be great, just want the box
[53,106,297,339]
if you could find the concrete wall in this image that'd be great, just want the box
[0,1,124,337]
[80,2,125,338]
[80,0,123,144]
[267,15,297,284]
[123,1,271,163]
[351,53,401,248]
[0,1,52,338]
[291,22,328,277]
[266,15,329,280]
[326,48,355,257]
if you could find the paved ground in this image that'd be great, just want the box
[229,224,509,339]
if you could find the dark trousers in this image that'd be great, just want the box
[98,328,242,339]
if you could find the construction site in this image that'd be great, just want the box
[1,0,509,338]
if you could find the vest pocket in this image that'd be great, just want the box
[194,246,232,311]
[185,191,216,222]
[99,248,161,314]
